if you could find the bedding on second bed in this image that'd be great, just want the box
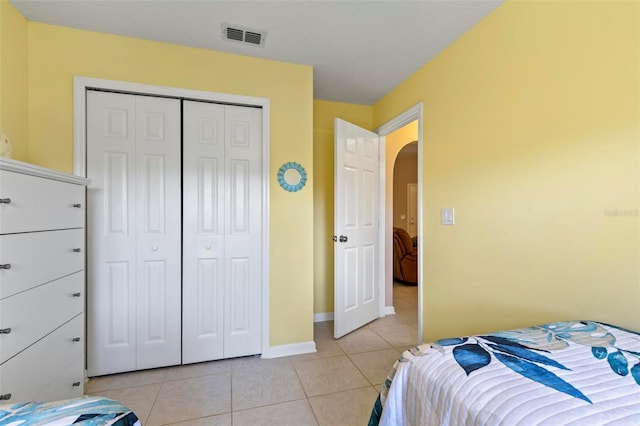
[370,320,640,426]
[0,396,140,426]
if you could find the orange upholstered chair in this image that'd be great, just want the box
[393,227,418,284]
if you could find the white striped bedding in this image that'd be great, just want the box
[370,321,640,426]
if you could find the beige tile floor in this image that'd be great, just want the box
[85,282,418,425]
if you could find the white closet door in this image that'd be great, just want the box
[87,92,137,376]
[182,101,225,363]
[87,91,181,376]
[134,95,182,370]
[182,101,262,362]
[224,105,262,358]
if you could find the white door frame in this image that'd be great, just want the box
[375,103,424,344]
[73,76,272,358]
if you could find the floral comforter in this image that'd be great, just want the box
[370,321,640,426]
[0,396,140,426]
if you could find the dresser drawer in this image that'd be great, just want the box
[0,229,85,299]
[0,314,84,404]
[0,170,85,234]
[36,355,84,402]
[0,272,84,364]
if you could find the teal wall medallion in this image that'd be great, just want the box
[278,162,307,192]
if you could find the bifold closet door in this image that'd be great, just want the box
[182,100,262,364]
[87,91,182,376]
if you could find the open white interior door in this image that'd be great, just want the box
[334,118,380,338]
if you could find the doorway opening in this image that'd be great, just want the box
[376,104,423,344]
[392,141,419,324]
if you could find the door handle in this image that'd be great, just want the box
[339,235,348,243]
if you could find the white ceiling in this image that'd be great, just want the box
[11,0,502,105]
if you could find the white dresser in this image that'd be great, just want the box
[0,158,90,404]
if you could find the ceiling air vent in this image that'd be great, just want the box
[222,23,267,48]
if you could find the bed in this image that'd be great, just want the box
[0,396,140,425]
[369,320,640,425]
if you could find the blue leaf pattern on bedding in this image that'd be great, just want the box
[452,344,490,375]
[436,337,468,346]
[433,320,640,404]
[608,350,629,376]
[0,397,139,426]
[591,346,608,359]
[480,335,546,351]
[631,363,640,385]
[492,321,616,351]
[493,352,591,403]
[486,343,568,370]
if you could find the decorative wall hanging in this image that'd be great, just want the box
[278,161,307,192]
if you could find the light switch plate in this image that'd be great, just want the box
[441,208,455,225]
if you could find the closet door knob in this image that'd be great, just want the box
[73,203,82,208]
[0,264,11,270]
[73,248,82,252]
[72,292,82,297]
[0,328,11,334]
[0,394,11,400]
[72,382,81,387]
[0,198,10,204]
[72,337,81,342]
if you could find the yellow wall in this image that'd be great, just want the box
[25,23,314,347]
[313,100,373,315]
[0,0,28,161]
[375,0,640,340]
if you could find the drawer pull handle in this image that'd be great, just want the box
[0,264,11,270]
[72,382,81,387]
[0,198,10,204]
[0,393,11,400]
[72,292,82,297]
[73,248,82,253]
[0,328,11,334]
[73,203,82,208]
[72,337,81,342]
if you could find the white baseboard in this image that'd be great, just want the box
[316,310,396,320]
[314,312,334,322]
[262,341,317,359]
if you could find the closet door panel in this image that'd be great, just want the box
[87,92,181,375]
[135,96,182,369]
[224,106,262,358]
[87,91,137,376]
[182,101,225,363]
